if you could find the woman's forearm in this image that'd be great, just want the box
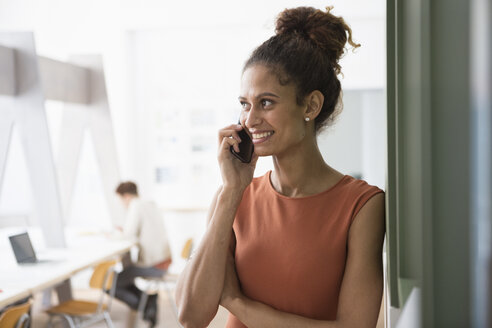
[175,186,244,328]
[226,297,341,328]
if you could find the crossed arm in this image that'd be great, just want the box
[175,186,239,327]
[176,189,385,328]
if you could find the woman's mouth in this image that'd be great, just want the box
[251,131,274,144]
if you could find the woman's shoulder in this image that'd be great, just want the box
[249,170,271,186]
[339,174,385,196]
[338,175,384,222]
[242,171,272,197]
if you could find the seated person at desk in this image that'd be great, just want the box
[115,181,172,326]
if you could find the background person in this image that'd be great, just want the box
[115,181,172,327]
[176,6,385,328]
[115,181,171,269]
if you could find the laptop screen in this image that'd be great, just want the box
[9,232,37,263]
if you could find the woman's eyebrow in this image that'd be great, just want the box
[238,92,280,100]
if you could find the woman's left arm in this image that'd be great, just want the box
[221,192,386,328]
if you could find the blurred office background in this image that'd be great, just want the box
[1,0,490,327]
[0,0,385,266]
[0,0,388,326]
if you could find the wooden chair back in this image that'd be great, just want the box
[181,238,193,259]
[0,300,31,328]
[89,260,117,290]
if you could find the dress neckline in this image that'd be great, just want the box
[265,170,349,200]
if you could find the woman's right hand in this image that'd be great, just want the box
[217,124,258,191]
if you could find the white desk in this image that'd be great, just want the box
[0,288,30,308]
[0,228,135,308]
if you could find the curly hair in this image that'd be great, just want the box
[244,6,360,133]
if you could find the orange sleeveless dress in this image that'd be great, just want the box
[226,171,383,327]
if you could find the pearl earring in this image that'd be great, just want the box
[305,117,310,122]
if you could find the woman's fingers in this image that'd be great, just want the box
[216,124,256,191]
[218,124,244,153]
[220,134,240,153]
[218,125,243,144]
[218,124,241,133]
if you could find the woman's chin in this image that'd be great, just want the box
[254,148,274,157]
[255,147,272,157]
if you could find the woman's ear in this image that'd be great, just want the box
[304,90,324,121]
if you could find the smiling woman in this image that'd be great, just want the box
[175,6,385,328]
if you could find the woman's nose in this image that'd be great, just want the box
[244,107,261,128]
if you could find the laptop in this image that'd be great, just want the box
[8,232,51,264]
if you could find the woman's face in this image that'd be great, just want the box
[239,64,308,157]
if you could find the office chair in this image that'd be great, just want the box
[45,260,118,328]
[180,238,193,260]
[0,299,32,328]
[133,238,194,327]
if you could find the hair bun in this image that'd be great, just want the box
[275,6,315,37]
[275,6,360,74]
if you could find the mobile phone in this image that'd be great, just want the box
[230,123,254,163]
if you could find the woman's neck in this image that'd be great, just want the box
[270,138,339,198]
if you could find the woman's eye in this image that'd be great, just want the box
[240,102,250,110]
[261,99,273,107]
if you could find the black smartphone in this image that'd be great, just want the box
[230,123,254,163]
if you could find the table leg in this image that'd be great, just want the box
[55,279,73,303]
[42,288,53,308]
[121,251,132,268]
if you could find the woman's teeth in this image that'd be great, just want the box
[252,131,273,139]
